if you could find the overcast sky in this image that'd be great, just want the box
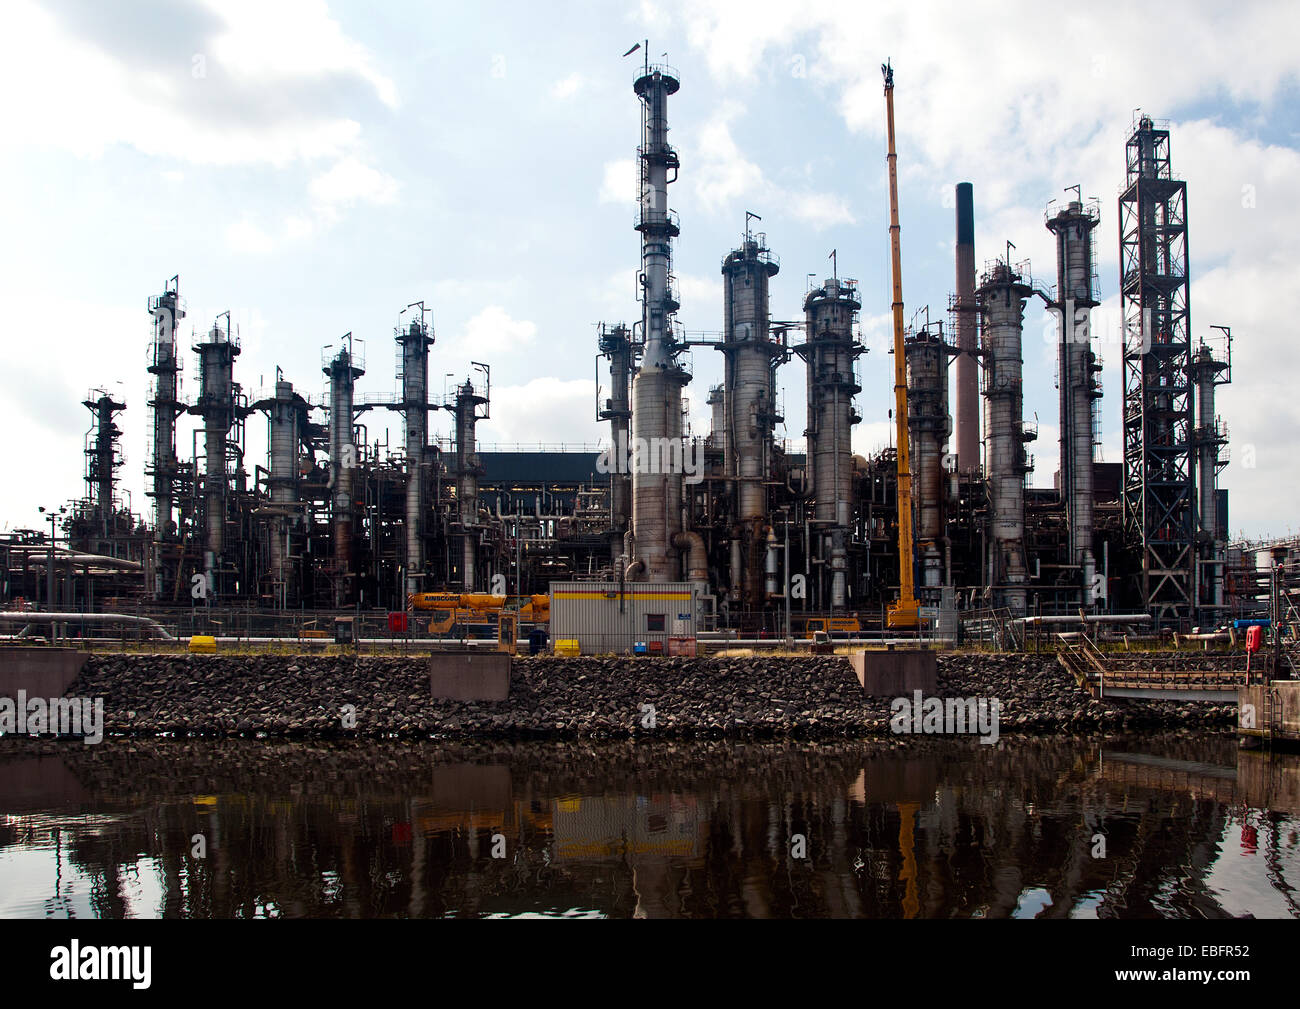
[1,0,1297,539]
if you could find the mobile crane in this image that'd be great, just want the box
[883,61,920,630]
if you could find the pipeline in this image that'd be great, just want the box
[672,530,707,585]
[0,612,175,640]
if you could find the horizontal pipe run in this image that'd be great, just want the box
[0,612,175,639]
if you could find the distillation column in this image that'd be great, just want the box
[453,379,487,591]
[398,311,434,596]
[905,332,950,598]
[627,62,690,582]
[977,261,1034,616]
[1047,199,1102,605]
[720,231,780,609]
[265,378,304,607]
[146,277,184,599]
[83,390,126,539]
[598,323,634,543]
[952,184,980,475]
[799,278,863,610]
[1191,343,1229,617]
[325,340,364,607]
[194,317,240,599]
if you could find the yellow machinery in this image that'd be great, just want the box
[882,61,919,630]
[802,617,861,640]
[407,592,549,636]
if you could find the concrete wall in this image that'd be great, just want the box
[849,650,938,697]
[1238,681,1300,741]
[429,651,512,702]
[0,647,87,698]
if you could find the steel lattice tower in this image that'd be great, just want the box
[1118,116,1194,625]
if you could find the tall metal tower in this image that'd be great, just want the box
[597,321,633,543]
[83,389,126,539]
[977,258,1035,617]
[1118,115,1194,624]
[798,276,863,611]
[627,58,690,582]
[325,336,364,607]
[1046,195,1102,606]
[1191,329,1231,620]
[146,275,185,599]
[192,313,243,600]
[449,368,488,592]
[952,184,980,475]
[720,222,781,609]
[396,304,434,596]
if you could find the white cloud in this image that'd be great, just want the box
[693,102,765,208]
[600,159,636,205]
[479,376,600,447]
[225,218,276,255]
[787,191,854,230]
[551,73,583,100]
[440,306,538,364]
[675,273,723,329]
[0,1,393,167]
[206,0,399,109]
[688,101,853,229]
[309,156,400,208]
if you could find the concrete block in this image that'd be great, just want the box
[429,650,512,701]
[0,647,88,699]
[849,649,937,696]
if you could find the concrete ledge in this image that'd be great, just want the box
[0,647,88,698]
[1238,681,1300,742]
[849,649,937,696]
[429,651,512,702]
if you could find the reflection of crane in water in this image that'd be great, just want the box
[897,801,920,918]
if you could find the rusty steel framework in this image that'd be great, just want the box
[1118,116,1194,624]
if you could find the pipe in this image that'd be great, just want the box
[0,612,175,640]
[672,530,707,585]
[21,551,143,571]
[1013,613,1152,626]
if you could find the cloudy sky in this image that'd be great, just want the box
[1,0,1297,539]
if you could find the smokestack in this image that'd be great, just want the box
[953,183,979,475]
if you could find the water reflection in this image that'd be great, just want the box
[0,735,1296,918]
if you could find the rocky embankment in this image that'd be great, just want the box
[65,652,1238,740]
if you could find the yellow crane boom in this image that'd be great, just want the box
[883,61,919,630]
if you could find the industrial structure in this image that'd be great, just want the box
[0,60,1254,640]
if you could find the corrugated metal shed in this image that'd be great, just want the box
[549,581,697,655]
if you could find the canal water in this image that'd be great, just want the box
[1,734,1296,918]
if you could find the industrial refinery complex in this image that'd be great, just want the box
[0,59,1267,644]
